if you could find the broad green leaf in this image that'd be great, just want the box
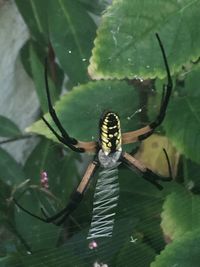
[15,139,86,251]
[163,65,200,163]
[89,0,200,79]
[15,190,60,251]
[116,241,155,267]
[42,220,137,266]
[27,80,140,143]
[48,0,96,85]
[151,229,200,267]
[0,148,25,185]
[15,0,48,44]
[21,250,85,267]
[119,167,164,219]
[24,139,80,203]
[117,167,177,253]
[161,187,200,240]
[13,239,89,267]
[0,116,21,137]
[164,94,200,164]
[15,153,60,251]
[137,218,166,253]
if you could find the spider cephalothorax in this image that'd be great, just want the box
[14,33,173,226]
[98,111,122,168]
[99,111,122,154]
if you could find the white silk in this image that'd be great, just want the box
[87,165,120,239]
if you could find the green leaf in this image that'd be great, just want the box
[15,244,87,267]
[164,94,200,164]
[30,45,59,113]
[89,0,200,79]
[161,187,200,240]
[24,139,80,202]
[137,218,166,253]
[119,168,164,218]
[116,241,155,267]
[13,139,82,251]
[0,116,21,137]
[0,148,25,185]
[15,0,48,44]
[163,65,200,164]
[151,229,200,267]
[117,168,173,253]
[48,0,96,85]
[27,80,140,143]
[15,191,60,251]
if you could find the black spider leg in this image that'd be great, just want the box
[138,33,173,141]
[142,148,173,185]
[40,191,83,226]
[42,58,84,153]
[13,198,48,223]
[121,156,163,190]
[41,158,99,226]
[8,220,32,254]
[163,148,173,179]
[13,190,85,225]
[14,160,98,226]
[121,152,172,190]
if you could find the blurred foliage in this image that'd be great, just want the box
[0,0,200,266]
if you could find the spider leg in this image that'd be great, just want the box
[42,116,84,153]
[40,190,83,225]
[138,33,173,140]
[121,152,172,190]
[162,148,173,178]
[122,33,173,144]
[14,159,99,225]
[13,198,48,223]
[43,58,85,153]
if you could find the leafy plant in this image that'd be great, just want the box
[1,0,200,266]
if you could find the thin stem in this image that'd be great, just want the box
[0,134,33,145]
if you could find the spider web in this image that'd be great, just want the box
[5,104,171,267]
[9,162,168,267]
[87,165,120,240]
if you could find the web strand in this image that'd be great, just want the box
[87,166,119,239]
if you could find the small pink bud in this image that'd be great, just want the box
[40,171,49,189]
[88,240,98,250]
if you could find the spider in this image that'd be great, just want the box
[14,33,173,226]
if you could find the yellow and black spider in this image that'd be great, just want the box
[14,33,172,226]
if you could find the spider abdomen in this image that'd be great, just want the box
[99,112,122,155]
